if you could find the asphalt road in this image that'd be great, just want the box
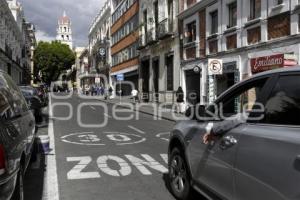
[51,94,178,200]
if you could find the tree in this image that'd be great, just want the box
[33,41,75,85]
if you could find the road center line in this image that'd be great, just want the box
[43,94,60,200]
[128,125,146,134]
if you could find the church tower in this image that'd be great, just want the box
[56,11,73,49]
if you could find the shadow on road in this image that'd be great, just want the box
[162,173,207,200]
[24,138,47,200]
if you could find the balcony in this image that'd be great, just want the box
[157,18,174,40]
[138,34,146,50]
[146,27,158,45]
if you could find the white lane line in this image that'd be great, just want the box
[89,105,96,111]
[104,113,112,118]
[43,94,60,200]
[128,125,146,134]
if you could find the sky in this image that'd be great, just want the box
[19,0,105,47]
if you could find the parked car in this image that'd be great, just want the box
[19,86,43,122]
[168,67,300,200]
[0,71,36,200]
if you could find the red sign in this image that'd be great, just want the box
[251,54,298,74]
[251,54,284,73]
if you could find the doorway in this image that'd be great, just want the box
[141,59,150,102]
[152,59,159,102]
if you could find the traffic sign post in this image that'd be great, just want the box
[116,74,124,103]
[208,59,223,75]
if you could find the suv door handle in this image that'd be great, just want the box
[296,155,300,161]
[219,136,238,150]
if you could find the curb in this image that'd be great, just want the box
[98,99,177,122]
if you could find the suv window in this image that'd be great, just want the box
[263,75,300,126]
[218,78,267,118]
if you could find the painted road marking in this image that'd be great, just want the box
[104,113,112,118]
[61,132,146,146]
[89,105,96,111]
[66,154,168,180]
[128,125,146,134]
[97,156,131,177]
[156,132,170,142]
[43,94,59,200]
[67,157,100,180]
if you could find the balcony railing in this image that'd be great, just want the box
[147,27,158,45]
[138,34,146,50]
[157,18,174,39]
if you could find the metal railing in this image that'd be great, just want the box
[157,18,174,39]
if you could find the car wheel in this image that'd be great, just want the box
[169,147,192,200]
[11,165,24,200]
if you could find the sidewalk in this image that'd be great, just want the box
[98,96,188,122]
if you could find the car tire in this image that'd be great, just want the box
[11,165,24,200]
[169,147,192,200]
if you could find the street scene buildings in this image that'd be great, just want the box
[78,0,300,109]
[0,0,36,84]
[1,1,300,200]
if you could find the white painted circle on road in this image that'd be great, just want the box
[61,132,146,146]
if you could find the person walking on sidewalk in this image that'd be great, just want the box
[175,86,185,114]
[131,89,139,103]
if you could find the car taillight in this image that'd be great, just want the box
[0,145,5,175]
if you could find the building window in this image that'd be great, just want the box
[268,13,290,40]
[247,26,261,44]
[209,39,218,54]
[228,2,237,28]
[226,34,237,50]
[210,10,218,34]
[154,1,159,28]
[166,55,174,91]
[185,21,196,43]
[249,0,261,20]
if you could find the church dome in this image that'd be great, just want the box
[59,11,70,24]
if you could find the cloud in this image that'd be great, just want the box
[35,29,55,42]
[19,0,105,47]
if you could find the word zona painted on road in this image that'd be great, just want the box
[67,153,168,180]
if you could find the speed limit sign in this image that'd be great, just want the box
[208,59,223,75]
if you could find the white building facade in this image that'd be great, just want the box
[138,0,181,103]
[0,0,35,84]
[179,0,300,106]
[89,0,112,88]
[56,11,73,50]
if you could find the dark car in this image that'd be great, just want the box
[19,86,43,122]
[168,67,300,200]
[33,85,48,107]
[0,71,36,200]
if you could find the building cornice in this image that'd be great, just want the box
[178,0,217,20]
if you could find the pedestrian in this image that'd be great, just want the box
[131,89,139,103]
[108,87,113,99]
[175,86,185,114]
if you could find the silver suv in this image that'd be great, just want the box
[168,67,300,200]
